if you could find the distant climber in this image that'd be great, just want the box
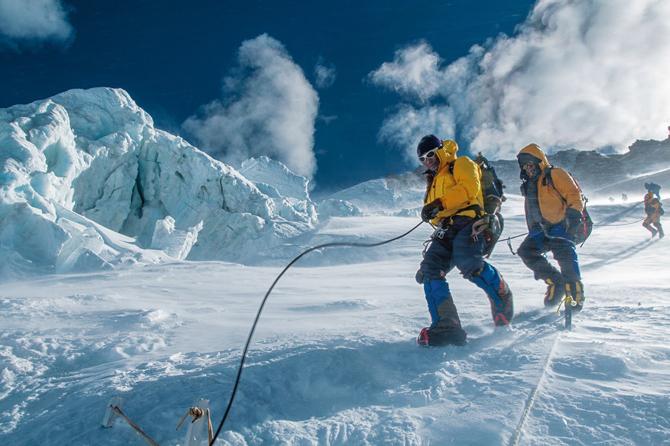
[621,193,628,202]
[414,135,513,347]
[643,182,664,239]
[516,144,586,312]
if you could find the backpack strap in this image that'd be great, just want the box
[542,167,568,205]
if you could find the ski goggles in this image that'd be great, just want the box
[418,148,439,162]
[517,153,540,168]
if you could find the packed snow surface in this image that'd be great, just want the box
[1,193,668,445]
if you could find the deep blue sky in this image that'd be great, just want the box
[1,0,537,191]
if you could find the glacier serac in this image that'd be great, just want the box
[327,173,424,216]
[239,155,317,225]
[0,87,318,277]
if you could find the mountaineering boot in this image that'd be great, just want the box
[659,226,665,239]
[417,327,430,346]
[565,280,585,313]
[651,228,658,238]
[419,280,467,346]
[417,321,467,347]
[469,263,514,326]
[492,279,514,327]
[544,276,565,307]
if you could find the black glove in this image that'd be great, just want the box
[421,199,444,222]
[565,208,582,239]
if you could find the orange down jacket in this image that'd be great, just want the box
[518,143,584,225]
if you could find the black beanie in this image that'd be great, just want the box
[417,135,442,157]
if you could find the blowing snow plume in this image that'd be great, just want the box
[0,0,73,47]
[184,34,319,179]
[371,0,670,161]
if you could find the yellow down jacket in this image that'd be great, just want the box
[424,140,484,225]
[518,143,584,225]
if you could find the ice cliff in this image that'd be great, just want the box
[0,88,317,277]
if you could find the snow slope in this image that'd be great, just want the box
[1,195,668,445]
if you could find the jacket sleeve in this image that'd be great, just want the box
[552,168,584,212]
[439,157,481,211]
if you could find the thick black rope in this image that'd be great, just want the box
[209,220,425,445]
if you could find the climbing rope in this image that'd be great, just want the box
[593,217,644,227]
[209,221,426,445]
[504,202,647,256]
[507,332,561,446]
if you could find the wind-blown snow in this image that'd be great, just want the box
[0,195,668,445]
[0,87,318,277]
[1,87,669,446]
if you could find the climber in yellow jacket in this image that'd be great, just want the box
[415,135,513,347]
[516,143,586,311]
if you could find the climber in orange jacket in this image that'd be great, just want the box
[516,144,586,311]
[643,182,664,238]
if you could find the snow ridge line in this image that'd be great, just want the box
[508,331,561,446]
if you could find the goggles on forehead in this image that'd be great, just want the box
[418,148,438,162]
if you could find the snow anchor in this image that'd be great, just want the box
[176,399,214,446]
[101,397,159,446]
[102,397,214,446]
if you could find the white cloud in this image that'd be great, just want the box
[369,42,443,102]
[183,34,319,179]
[371,0,670,160]
[0,0,73,44]
[378,105,455,164]
[314,60,336,88]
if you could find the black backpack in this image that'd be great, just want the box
[474,153,506,215]
[544,167,593,245]
[447,154,506,257]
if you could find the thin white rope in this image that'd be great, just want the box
[508,332,561,446]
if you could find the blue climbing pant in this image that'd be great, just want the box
[517,224,581,283]
[418,216,513,337]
